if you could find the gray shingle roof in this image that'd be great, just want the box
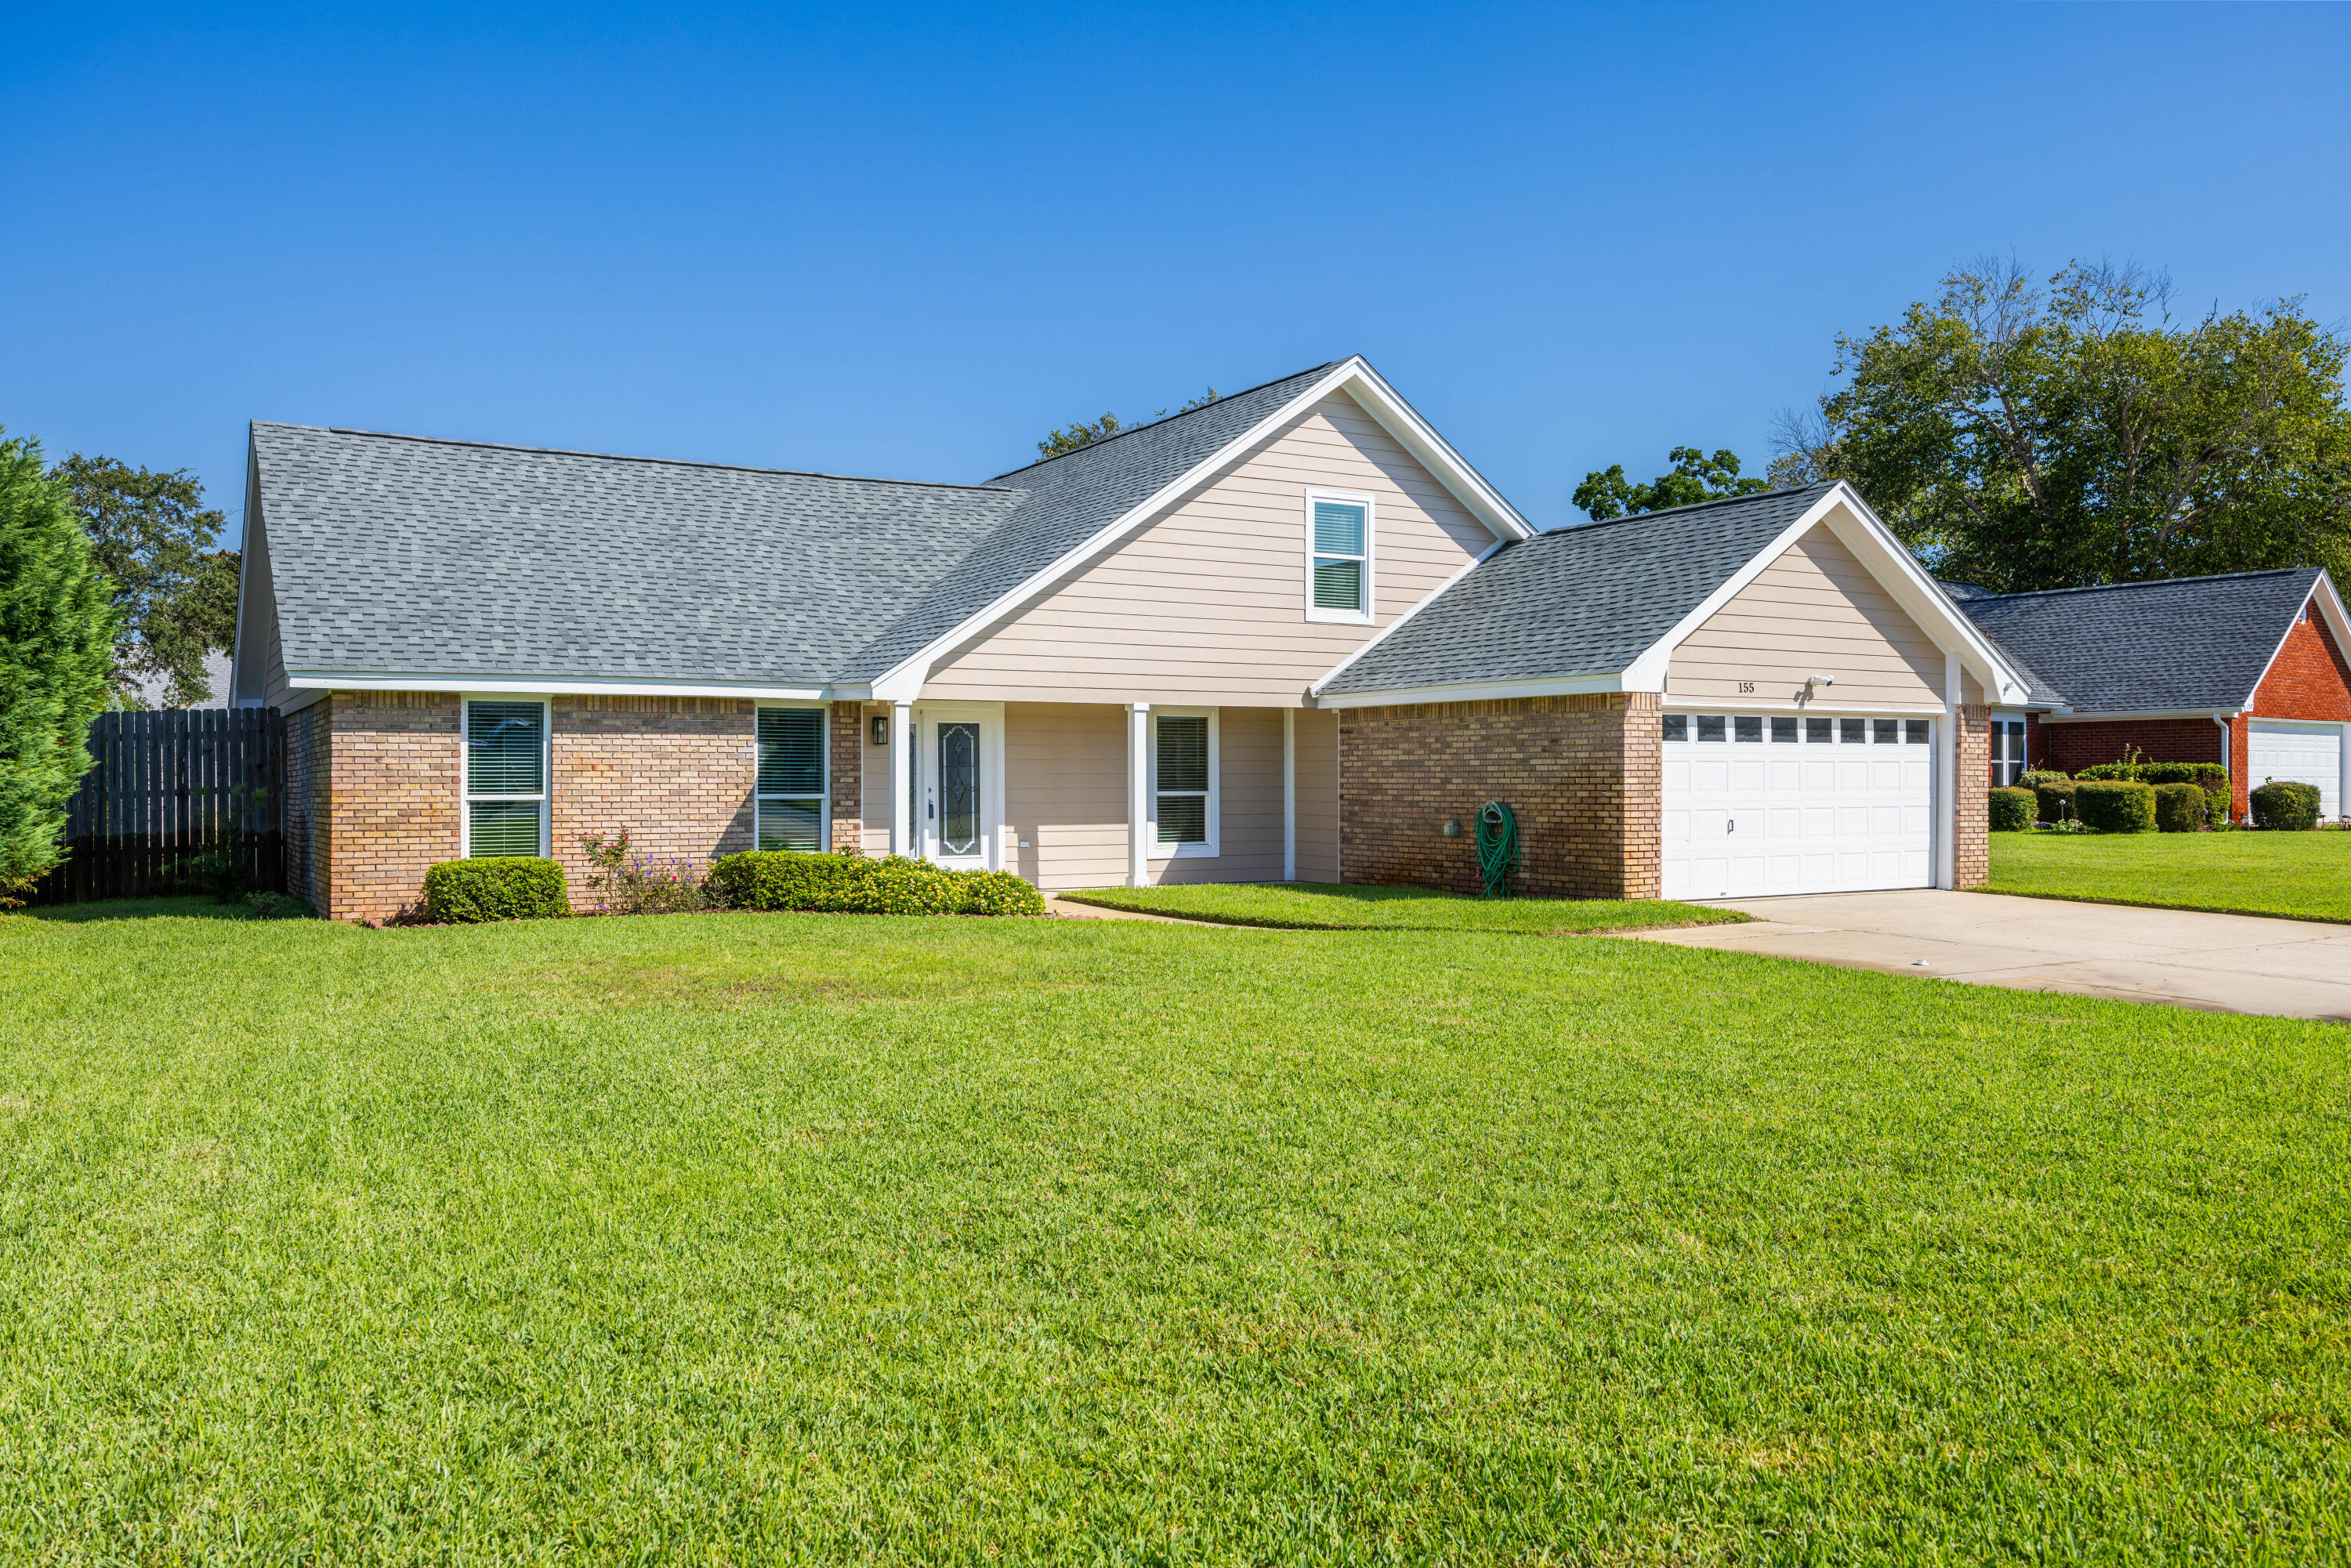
[1953,568,2324,713]
[1317,484,1837,696]
[252,362,1346,686]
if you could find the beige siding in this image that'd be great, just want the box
[1668,518,1944,706]
[922,391,1496,704]
[858,703,894,852]
[1002,702,1335,890]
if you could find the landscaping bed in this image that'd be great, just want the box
[3,900,2349,1558]
[1055,880,1746,932]
[1988,827,2351,923]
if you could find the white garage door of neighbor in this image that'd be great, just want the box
[1663,712,1936,900]
[2249,720,2344,819]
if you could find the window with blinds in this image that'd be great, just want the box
[757,707,828,852]
[464,700,546,856]
[1154,713,1210,846]
[1309,494,1369,617]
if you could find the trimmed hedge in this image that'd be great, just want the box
[423,857,572,923]
[2251,780,2324,831]
[2152,782,2205,833]
[2019,770,2070,790]
[707,850,1047,917]
[1987,788,2036,831]
[2073,780,2156,834]
[2073,761,2230,826]
[2034,778,2077,824]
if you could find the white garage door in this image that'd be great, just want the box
[2250,720,2343,819]
[1663,712,1936,900]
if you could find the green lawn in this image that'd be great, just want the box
[5,899,2350,1561]
[1989,827,2351,923]
[1057,880,1747,932]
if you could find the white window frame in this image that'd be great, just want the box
[459,694,552,858]
[1147,706,1219,860]
[755,701,831,854]
[1304,489,1375,625]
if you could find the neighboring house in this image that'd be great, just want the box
[1947,570,2351,820]
[126,648,232,710]
[230,356,2026,922]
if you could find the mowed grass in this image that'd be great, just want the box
[1056,880,1747,933]
[1989,827,2351,923]
[3,900,2349,1563]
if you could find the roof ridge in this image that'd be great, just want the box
[1968,567,2317,602]
[984,360,1346,484]
[1537,480,1835,538]
[252,420,1025,494]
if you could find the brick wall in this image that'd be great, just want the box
[829,701,863,853]
[2254,609,2351,722]
[1339,691,1661,900]
[549,697,756,896]
[282,699,331,914]
[327,691,462,924]
[2042,717,2226,777]
[1956,704,1989,889]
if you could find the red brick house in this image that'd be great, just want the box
[230,357,2026,922]
[1948,571,2351,820]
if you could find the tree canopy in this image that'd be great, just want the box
[1037,388,1222,460]
[1573,447,1770,522]
[0,433,115,900]
[1770,259,2351,592]
[52,453,241,706]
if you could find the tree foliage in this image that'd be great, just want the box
[1573,447,1770,521]
[1771,259,2351,592]
[1038,388,1222,460]
[52,453,240,705]
[0,433,116,900]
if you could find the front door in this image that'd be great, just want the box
[913,705,1002,869]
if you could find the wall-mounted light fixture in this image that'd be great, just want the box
[871,715,889,746]
[1441,818,1461,838]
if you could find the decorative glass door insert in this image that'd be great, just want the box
[937,722,980,856]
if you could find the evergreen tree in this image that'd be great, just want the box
[0,433,116,901]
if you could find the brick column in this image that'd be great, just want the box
[1955,704,1989,889]
[830,702,864,853]
[327,690,462,923]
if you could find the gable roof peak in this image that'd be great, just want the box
[984,358,1350,485]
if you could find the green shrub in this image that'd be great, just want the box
[2251,780,2323,831]
[2152,782,2205,832]
[1987,788,2036,831]
[706,850,1046,917]
[2073,780,2156,834]
[2072,762,2139,782]
[2019,769,2070,790]
[423,857,572,923]
[2034,778,2077,824]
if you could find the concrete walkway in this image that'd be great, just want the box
[1622,889,2351,1022]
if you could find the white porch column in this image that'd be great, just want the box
[1282,708,1297,883]
[889,701,914,858]
[1127,702,1150,889]
[1936,651,1960,889]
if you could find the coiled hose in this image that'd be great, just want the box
[1475,800,1518,899]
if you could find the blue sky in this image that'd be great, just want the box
[6,3,2347,546]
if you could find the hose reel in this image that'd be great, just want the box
[1475,800,1518,900]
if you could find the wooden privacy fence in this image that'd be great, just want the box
[33,708,284,904]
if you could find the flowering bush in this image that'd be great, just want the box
[578,830,710,915]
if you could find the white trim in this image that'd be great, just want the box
[2039,708,2241,725]
[1282,708,1296,883]
[1936,651,1958,889]
[2248,573,2351,712]
[1310,537,1509,699]
[752,700,831,854]
[1316,672,1630,709]
[911,701,1004,871]
[1146,706,1220,860]
[458,695,551,859]
[1303,489,1374,625]
[888,701,913,856]
[285,670,840,701]
[868,357,1535,697]
[1126,703,1150,889]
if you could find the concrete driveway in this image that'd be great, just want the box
[1624,889,2351,1022]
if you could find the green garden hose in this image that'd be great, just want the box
[1475,800,1518,899]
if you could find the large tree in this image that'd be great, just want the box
[0,434,115,901]
[1771,259,2351,592]
[52,453,240,705]
[1573,446,1770,521]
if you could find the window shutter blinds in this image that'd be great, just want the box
[1311,500,1367,612]
[469,800,542,856]
[757,709,826,795]
[467,702,544,794]
[1154,715,1210,844]
[1312,501,1365,556]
